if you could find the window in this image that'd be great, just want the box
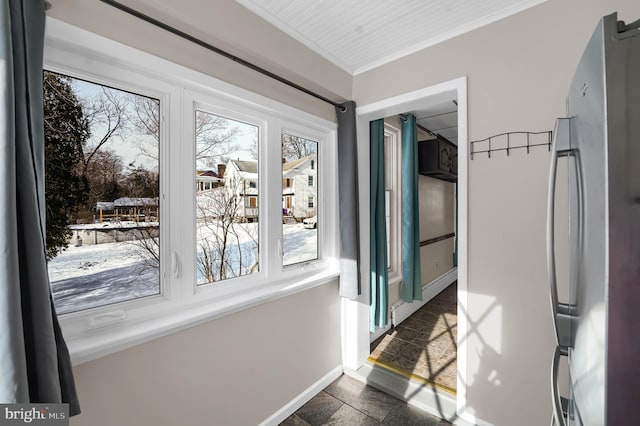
[384,122,401,280]
[44,70,161,315]
[194,110,259,285]
[45,21,338,362]
[282,133,319,266]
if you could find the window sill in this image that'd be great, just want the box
[66,268,340,366]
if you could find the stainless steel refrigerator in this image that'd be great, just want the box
[547,12,640,426]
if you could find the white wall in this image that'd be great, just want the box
[69,282,341,426]
[354,1,640,424]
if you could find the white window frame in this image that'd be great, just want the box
[280,124,326,268]
[384,122,402,286]
[44,18,339,365]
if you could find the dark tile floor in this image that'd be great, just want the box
[280,374,451,425]
[369,283,457,393]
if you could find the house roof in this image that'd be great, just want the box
[96,197,158,210]
[197,170,219,177]
[230,159,258,174]
[96,202,115,211]
[282,154,314,171]
[227,155,315,179]
[113,197,158,207]
[282,154,315,178]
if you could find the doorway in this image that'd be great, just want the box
[341,76,468,422]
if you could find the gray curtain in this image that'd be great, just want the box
[0,0,79,415]
[335,101,361,298]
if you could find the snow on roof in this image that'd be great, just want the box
[97,198,158,209]
[97,197,159,208]
[96,202,115,210]
[117,197,157,207]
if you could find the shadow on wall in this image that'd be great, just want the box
[456,296,504,423]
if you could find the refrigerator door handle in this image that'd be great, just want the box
[547,118,574,349]
[551,345,569,426]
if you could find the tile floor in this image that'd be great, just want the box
[369,283,457,392]
[280,374,451,425]
[280,283,457,425]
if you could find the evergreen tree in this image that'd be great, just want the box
[43,71,89,260]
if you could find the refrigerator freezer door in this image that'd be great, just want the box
[566,13,640,425]
[566,18,607,425]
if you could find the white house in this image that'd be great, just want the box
[221,159,259,221]
[42,1,640,425]
[282,154,317,221]
[216,155,317,222]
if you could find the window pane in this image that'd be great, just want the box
[195,110,259,284]
[45,71,161,315]
[282,133,318,266]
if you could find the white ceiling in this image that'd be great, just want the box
[414,100,458,145]
[234,0,546,75]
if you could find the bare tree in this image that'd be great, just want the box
[129,225,160,271]
[196,178,258,283]
[282,134,317,160]
[83,148,124,210]
[80,86,130,175]
[130,96,160,161]
[195,111,241,168]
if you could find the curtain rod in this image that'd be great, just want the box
[97,0,346,111]
[399,114,436,137]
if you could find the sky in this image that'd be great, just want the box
[71,77,161,172]
[194,111,257,170]
[71,76,258,174]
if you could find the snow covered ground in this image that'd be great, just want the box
[49,223,317,314]
[283,223,318,265]
[48,241,159,315]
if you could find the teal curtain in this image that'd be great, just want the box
[369,119,388,331]
[401,115,422,302]
[0,0,79,414]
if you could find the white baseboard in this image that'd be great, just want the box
[259,365,343,426]
[391,267,458,327]
[369,322,392,343]
[346,363,494,426]
[348,363,459,422]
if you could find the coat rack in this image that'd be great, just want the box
[470,131,552,159]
